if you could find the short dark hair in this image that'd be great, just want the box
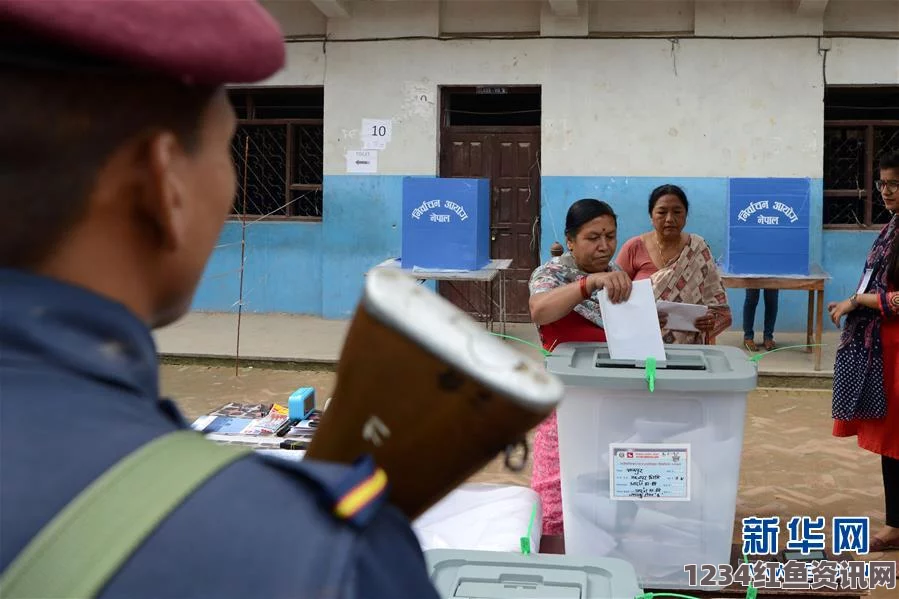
[648,184,689,214]
[564,198,617,240]
[879,151,899,172]
[0,60,216,269]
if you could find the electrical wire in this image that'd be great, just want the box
[286,33,899,44]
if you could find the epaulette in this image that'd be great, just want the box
[256,451,390,528]
[328,454,389,527]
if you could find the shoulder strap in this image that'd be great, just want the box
[0,430,251,599]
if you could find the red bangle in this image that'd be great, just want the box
[579,276,590,299]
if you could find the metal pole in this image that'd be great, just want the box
[235,135,249,376]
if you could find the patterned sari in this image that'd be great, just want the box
[650,233,733,344]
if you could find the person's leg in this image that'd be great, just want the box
[884,456,899,528]
[742,289,760,350]
[530,413,564,536]
[762,289,779,349]
[871,455,899,550]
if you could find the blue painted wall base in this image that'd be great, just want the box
[192,174,876,334]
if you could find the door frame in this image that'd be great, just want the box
[437,86,542,323]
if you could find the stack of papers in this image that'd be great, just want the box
[656,300,708,333]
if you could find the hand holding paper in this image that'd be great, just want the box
[589,271,633,303]
[656,300,709,332]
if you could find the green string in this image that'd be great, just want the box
[519,501,538,554]
[489,333,552,356]
[746,343,827,363]
[633,555,754,599]
[635,593,702,599]
[490,332,830,375]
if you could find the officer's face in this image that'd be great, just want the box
[151,91,237,328]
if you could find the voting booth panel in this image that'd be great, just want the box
[401,177,491,271]
[725,178,811,276]
[546,343,757,591]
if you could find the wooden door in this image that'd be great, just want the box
[438,127,541,323]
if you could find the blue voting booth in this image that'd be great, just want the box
[724,178,811,275]
[401,177,491,271]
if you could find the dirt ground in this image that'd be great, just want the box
[161,364,897,597]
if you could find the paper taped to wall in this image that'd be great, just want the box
[346,150,378,174]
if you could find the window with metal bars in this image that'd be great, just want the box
[823,86,899,229]
[227,87,324,220]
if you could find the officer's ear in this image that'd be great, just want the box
[140,130,192,252]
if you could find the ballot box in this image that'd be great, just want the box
[546,343,757,591]
[724,178,811,275]
[401,177,490,271]
[426,549,643,599]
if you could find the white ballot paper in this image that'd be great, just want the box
[656,300,708,332]
[597,279,666,362]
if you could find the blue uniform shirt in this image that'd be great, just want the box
[0,269,440,599]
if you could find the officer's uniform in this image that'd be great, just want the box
[0,2,440,597]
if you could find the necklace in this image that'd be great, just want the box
[654,232,680,264]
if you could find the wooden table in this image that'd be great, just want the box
[720,265,831,371]
[538,535,867,598]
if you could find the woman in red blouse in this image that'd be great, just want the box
[526,198,633,535]
[830,151,899,552]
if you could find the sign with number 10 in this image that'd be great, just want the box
[362,118,392,142]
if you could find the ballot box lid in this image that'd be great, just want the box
[426,549,643,599]
[545,343,757,393]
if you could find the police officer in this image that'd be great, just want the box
[0,1,440,597]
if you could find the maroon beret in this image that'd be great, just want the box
[0,0,285,85]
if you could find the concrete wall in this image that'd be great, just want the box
[195,0,899,331]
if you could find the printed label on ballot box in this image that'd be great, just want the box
[609,443,690,501]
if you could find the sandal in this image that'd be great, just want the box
[870,536,899,552]
[744,339,758,352]
[763,339,776,351]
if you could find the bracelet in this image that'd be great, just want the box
[579,276,590,300]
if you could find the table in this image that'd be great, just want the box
[538,535,868,598]
[720,265,831,371]
[370,258,513,334]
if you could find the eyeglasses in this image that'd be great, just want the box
[875,180,899,193]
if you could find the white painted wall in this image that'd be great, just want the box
[824,0,899,33]
[588,0,695,33]
[694,0,824,36]
[442,0,543,34]
[316,37,828,177]
[827,38,899,84]
[251,0,898,177]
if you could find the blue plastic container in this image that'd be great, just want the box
[288,387,315,421]
[401,177,490,271]
[724,178,811,275]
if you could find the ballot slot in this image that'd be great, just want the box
[593,348,707,371]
